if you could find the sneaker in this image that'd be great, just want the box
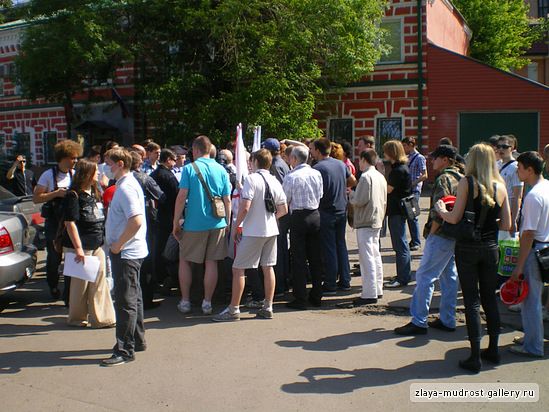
[245,298,265,309]
[409,244,420,251]
[428,318,456,332]
[212,308,240,322]
[385,280,406,288]
[394,322,427,336]
[201,301,212,315]
[256,308,273,319]
[508,303,522,313]
[100,354,135,367]
[177,300,191,314]
[337,285,352,292]
[513,336,524,345]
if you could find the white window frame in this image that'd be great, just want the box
[378,17,404,65]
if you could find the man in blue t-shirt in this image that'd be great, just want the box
[311,138,356,294]
[172,135,231,315]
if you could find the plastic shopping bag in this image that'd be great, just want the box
[498,238,520,277]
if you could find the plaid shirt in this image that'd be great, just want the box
[425,166,463,237]
[408,150,427,194]
[140,159,156,175]
[282,163,323,212]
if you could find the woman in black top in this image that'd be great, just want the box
[63,159,115,328]
[437,143,510,373]
[383,140,412,288]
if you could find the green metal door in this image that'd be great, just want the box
[458,112,539,155]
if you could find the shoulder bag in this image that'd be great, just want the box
[440,176,489,242]
[192,162,226,219]
[53,190,78,253]
[401,194,421,222]
[257,172,277,214]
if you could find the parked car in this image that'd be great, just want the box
[0,212,37,297]
[0,185,45,250]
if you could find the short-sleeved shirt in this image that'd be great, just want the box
[241,169,287,237]
[179,157,231,232]
[11,168,35,196]
[499,160,523,200]
[313,157,350,215]
[37,167,72,192]
[387,162,412,216]
[408,150,427,194]
[520,179,549,242]
[105,173,148,259]
[62,190,105,250]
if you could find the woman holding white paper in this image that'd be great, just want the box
[62,159,115,328]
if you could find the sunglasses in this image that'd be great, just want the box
[497,144,511,149]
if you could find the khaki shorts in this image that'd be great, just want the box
[233,235,277,269]
[179,228,228,263]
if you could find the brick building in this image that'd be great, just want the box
[321,0,549,157]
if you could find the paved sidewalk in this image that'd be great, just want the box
[1,195,547,411]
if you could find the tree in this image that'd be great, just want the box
[15,0,128,138]
[453,0,542,71]
[122,0,388,143]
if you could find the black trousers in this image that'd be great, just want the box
[290,209,323,303]
[111,253,145,358]
[455,242,500,343]
[275,214,291,294]
[45,217,62,290]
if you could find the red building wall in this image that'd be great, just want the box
[427,43,549,152]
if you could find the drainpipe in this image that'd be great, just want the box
[417,0,423,148]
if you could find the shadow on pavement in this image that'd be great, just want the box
[280,345,541,394]
[0,349,109,374]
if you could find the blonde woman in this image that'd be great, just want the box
[436,143,510,373]
[62,159,115,328]
[383,140,412,288]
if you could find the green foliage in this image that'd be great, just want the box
[15,0,387,144]
[453,0,541,71]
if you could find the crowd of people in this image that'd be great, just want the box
[3,131,548,370]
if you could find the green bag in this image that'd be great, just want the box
[498,238,520,277]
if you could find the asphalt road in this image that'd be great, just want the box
[1,196,547,411]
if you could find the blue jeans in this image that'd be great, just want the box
[388,214,411,284]
[410,234,457,328]
[520,243,547,356]
[319,211,351,290]
[406,193,421,247]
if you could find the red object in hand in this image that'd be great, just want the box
[500,277,529,305]
[440,195,457,211]
[102,185,117,210]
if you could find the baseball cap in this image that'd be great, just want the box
[430,145,457,160]
[261,138,280,152]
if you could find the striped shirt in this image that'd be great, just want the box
[282,163,323,212]
[408,150,427,194]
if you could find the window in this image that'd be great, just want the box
[376,117,403,149]
[0,78,4,97]
[43,131,58,164]
[540,0,549,18]
[329,118,353,145]
[0,134,6,162]
[379,20,403,64]
[527,63,539,82]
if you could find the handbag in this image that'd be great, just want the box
[534,244,549,283]
[162,234,180,263]
[401,195,420,222]
[257,172,277,214]
[440,176,489,242]
[192,162,226,219]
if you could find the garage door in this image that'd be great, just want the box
[459,112,539,155]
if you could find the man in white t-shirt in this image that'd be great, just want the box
[33,140,82,300]
[497,135,523,236]
[213,149,288,322]
[510,151,549,358]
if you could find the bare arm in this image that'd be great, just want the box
[33,185,67,204]
[437,177,468,224]
[65,221,85,263]
[509,186,522,234]
[413,169,428,186]
[172,188,188,238]
[387,184,394,194]
[346,174,357,188]
[280,139,307,147]
[276,203,288,219]
[223,195,232,226]
[511,230,535,281]
[498,186,512,232]
[110,215,144,254]
[235,198,251,229]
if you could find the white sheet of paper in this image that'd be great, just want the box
[63,252,101,282]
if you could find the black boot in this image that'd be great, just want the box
[459,340,481,373]
[481,334,500,364]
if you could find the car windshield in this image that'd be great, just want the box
[0,185,17,201]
